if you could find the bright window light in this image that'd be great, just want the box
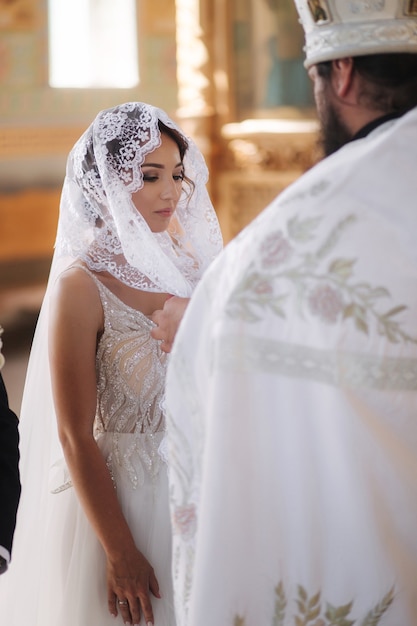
[48,0,139,88]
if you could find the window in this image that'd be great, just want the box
[48,0,139,88]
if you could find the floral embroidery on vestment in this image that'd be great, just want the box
[226,214,416,344]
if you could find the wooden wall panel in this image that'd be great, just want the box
[0,188,60,261]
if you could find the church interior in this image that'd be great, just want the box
[0,0,321,413]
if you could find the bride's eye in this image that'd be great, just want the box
[143,174,159,182]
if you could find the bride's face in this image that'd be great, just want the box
[131,133,184,233]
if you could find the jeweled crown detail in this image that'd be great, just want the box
[294,0,417,66]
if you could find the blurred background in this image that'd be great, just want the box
[0,0,321,414]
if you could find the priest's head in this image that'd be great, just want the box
[293,0,417,155]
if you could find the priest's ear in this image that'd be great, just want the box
[330,57,356,101]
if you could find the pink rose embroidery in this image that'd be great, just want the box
[253,278,273,295]
[260,231,293,268]
[308,284,344,324]
[173,504,197,539]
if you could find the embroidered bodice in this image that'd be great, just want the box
[82,267,168,487]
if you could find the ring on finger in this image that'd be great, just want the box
[118,599,128,606]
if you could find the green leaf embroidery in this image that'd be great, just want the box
[315,215,357,260]
[325,600,355,625]
[273,581,287,626]
[360,587,395,626]
[288,215,322,242]
[298,585,308,602]
[233,582,395,626]
[329,258,356,280]
[382,305,407,319]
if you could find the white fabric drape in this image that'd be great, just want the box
[166,107,417,626]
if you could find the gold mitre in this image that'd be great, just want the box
[293,0,417,67]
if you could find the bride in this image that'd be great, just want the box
[0,102,222,625]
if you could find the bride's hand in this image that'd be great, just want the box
[107,548,161,625]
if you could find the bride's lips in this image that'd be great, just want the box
[155,209,173,217]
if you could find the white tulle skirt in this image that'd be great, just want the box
[1,432,176,626]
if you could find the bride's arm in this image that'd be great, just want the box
[48,268,160,626]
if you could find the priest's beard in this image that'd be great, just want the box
[318,100,353,157]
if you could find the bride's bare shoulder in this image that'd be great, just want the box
[54,261,93,286]
[51,262,102,313]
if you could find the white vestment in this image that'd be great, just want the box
[166,107,417,626]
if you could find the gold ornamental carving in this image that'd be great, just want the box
[220,118,321,172]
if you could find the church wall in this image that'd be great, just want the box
[0,0,178,289]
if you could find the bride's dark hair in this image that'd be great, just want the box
[79,116,196,201]
[158,119,195,199]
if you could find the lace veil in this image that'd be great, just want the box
[57,101,222,294]
[0,103,222,619]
